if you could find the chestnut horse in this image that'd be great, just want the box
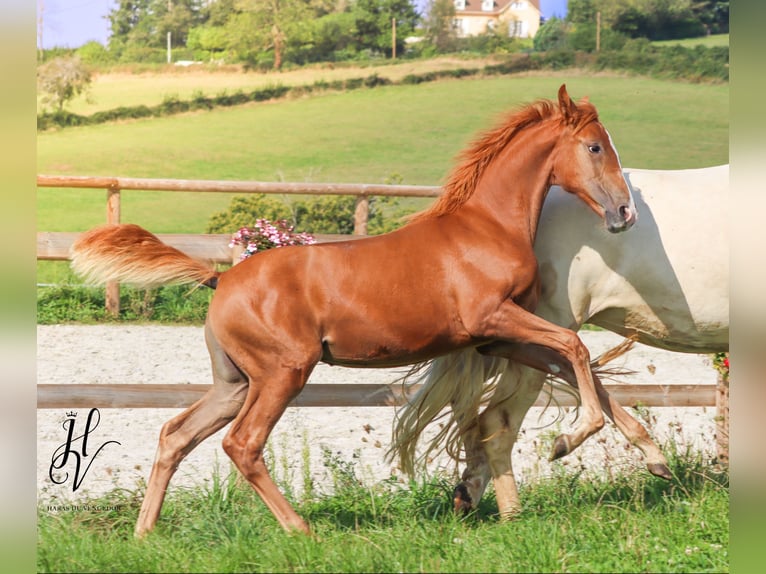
[391,164,729,518]
[70,85,638,536]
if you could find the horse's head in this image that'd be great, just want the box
[550,84,636,233]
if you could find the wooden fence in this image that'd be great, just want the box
[36,174,728,462]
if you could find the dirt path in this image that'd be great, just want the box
[37,325,718,504]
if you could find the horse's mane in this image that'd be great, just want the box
[410,96,599,222]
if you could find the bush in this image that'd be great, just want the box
[594,40,728,82]
[37,55,93,112]
[75,41,113,66]
[207,194,409,236]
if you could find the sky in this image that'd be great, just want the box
[38,0,569,50]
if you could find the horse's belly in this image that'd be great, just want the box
[320,329,474,368]
[590,306,729,353]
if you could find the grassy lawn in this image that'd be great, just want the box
[37,449,728,573]
[37,72,728,235]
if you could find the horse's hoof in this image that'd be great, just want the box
[549,434,570,461]
[647,462,673,480]
[453,484,473,515]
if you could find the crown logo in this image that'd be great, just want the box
[66,411,77,418]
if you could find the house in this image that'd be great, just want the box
[453,0,542,39]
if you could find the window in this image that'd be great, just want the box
[510,1,527,9]
[482,0,494,11]
[508,19,530,38]
[454,0,465,10]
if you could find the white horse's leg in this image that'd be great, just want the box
[480,364,545,519]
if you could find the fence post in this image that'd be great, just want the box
[715,370,729,466]
[105,183,121,316]
[354,195,369,235]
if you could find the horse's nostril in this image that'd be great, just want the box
[619,204,631,221]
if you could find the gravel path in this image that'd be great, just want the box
[37,325,719,504]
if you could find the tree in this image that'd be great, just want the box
[351,0,419,57]
[232,0,315,70]
[37,56,93,111]
[533,17,568,51]
[422,0,457,52]
[107,0,207,60]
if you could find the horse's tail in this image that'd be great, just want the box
[388,350,509,476]
[70,224,220,289]
[389,338,637,476]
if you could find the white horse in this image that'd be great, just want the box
[391,165,729,517]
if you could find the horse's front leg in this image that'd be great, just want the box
[481,339,672,480]
[477,304,604,460]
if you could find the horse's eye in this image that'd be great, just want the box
[588,144,602,154]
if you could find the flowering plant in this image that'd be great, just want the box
[230,219,315,261]
[712,352,729,382]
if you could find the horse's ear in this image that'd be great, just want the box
[557,84,578,123]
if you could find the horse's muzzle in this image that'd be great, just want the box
[606,204,636,233]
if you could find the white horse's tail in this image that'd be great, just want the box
[389,338,636,477]
[388,350,509,476]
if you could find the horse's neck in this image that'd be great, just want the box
[464,126,557,243]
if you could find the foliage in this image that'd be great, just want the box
[37,284,213,324]
[567,0,726,41]
[593,39,729,82]
[421,0,458,52]
[107,0,208,61]
[208,193,409,237]
[533,17,569,52]
[74,41,113,66]
[712,352,729,382]
[37,56,93,112]
[350,0,420,57]
[37,83,292,130]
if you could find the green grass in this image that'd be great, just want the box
[37,447,728,573]
[37,73,728,235]
[653,33,729,48]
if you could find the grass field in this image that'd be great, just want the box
[37,448,728,573]
[37,72,728,235]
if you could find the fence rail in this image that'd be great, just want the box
[37,383,716,409]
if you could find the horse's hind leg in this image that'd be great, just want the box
[135,323,248,538]
[221,362,315,534]
[482,365,546,519]
[453,362,543,519]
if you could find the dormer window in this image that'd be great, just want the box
[482,0,494,11]
[454,0,465,10]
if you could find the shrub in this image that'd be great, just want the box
[37,55,93,112]
[207,194,409,236]
[75,41,113,66]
